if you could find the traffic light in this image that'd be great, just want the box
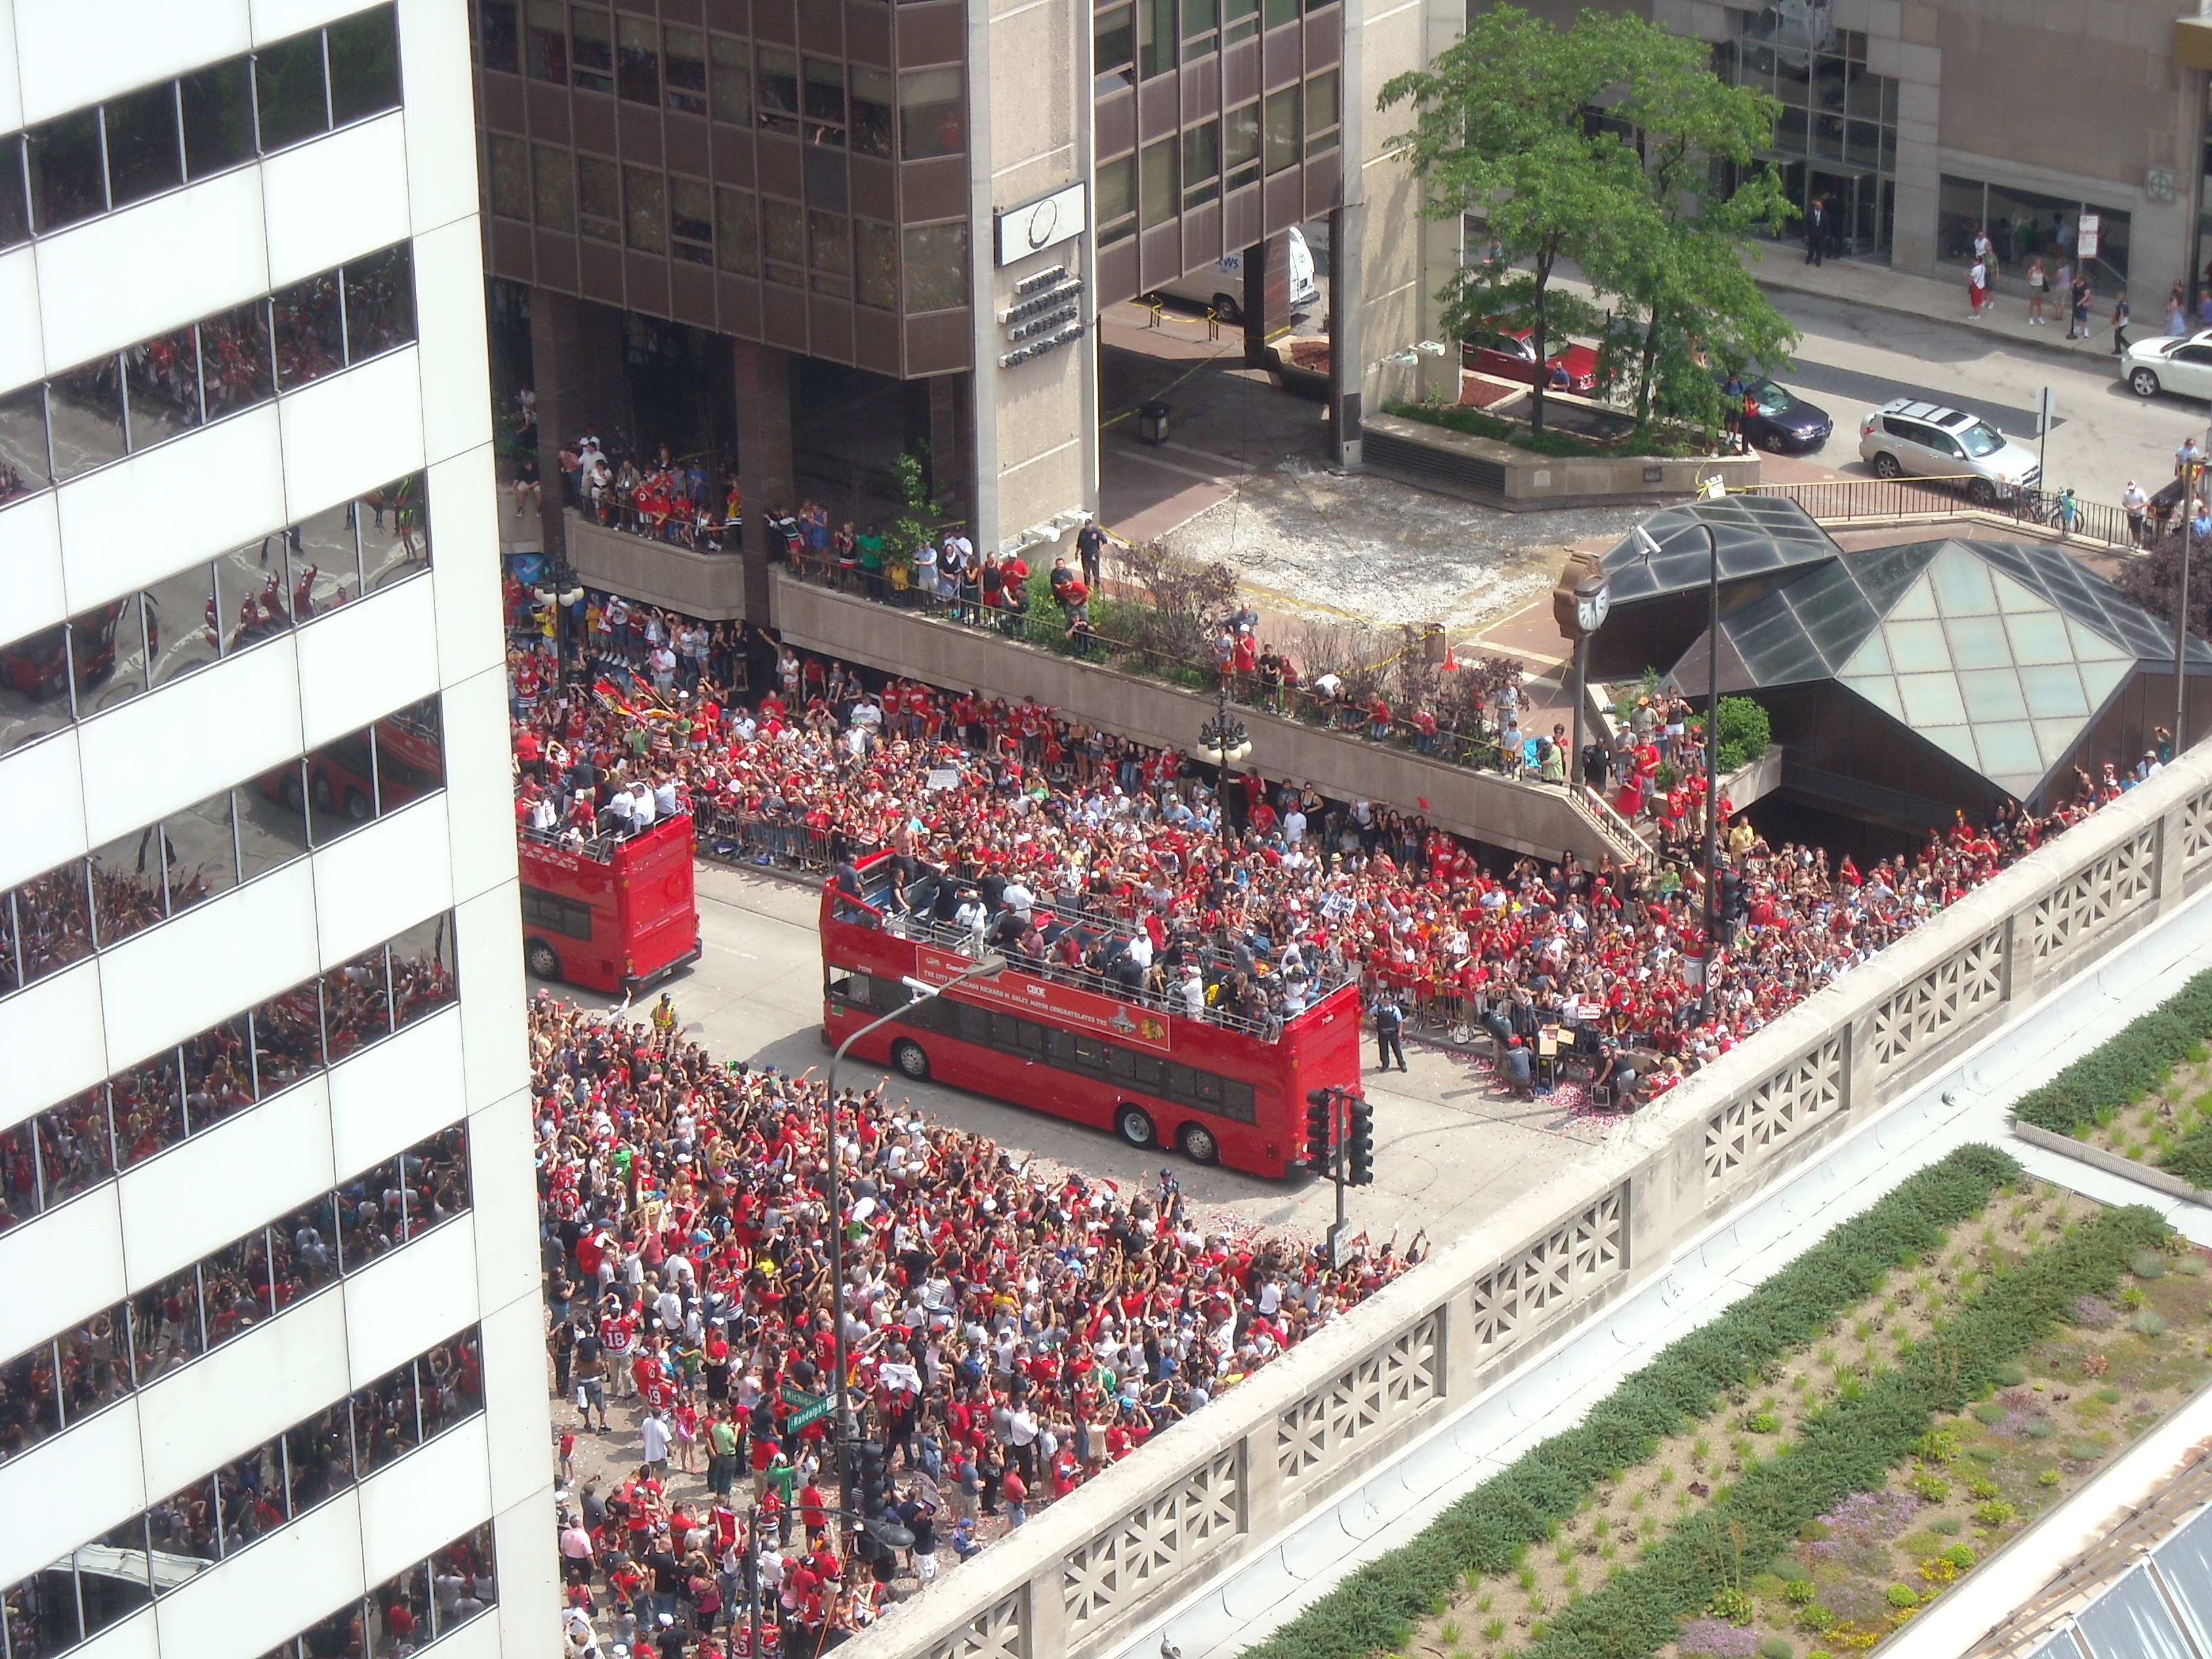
[1345,1094,1375,1187]
[1304,1088,1336,1176]
[854,1439,890,1519]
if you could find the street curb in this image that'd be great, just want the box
[1754,272,2121,371]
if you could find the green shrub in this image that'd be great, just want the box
[2065,1439,2106,1460]
[1908,1471,1950,1502]
[1929,1516,1962,1535]
[1759,1639,1794,1659]
[1975,1498,2018,1525]
[2133,1251,2169,1280]
[2137,1309,2170,1336]
[1971,1400,2008,1425]
[1748,1412,1780,1434]
[1238,1146,2024,1659]
[2096,1385,2123,1404]
[1784,1579,1816,1605]
[1914,1429,1960,1464]
[1696,695,1774,774]
[1886,1584,1921,1610]
[1797,1603,1834,1633]
[1382,399,1700,459]
[1994,1364,2028,1386]
[1942,1543,1975,1570]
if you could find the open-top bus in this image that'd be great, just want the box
[520,812,700,996]
[819,852,1361,1177]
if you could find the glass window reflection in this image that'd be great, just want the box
[104,82,184,209]
[272,271,346,390]
[46,355,128,480]
[255,32,332,152]
[125,327,206,449]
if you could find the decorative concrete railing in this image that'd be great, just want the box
[846,745,2212,1659]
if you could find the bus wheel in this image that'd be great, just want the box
[344,787,371,821]
[1178,1122,1220,1166]
[890,1039,930,1081]
[1116,1105,1156,1149]
[524,938,561,979]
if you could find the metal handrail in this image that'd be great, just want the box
[1574,784,1656,863]
[846,878,1356,1040]
[1749,474,2142,552]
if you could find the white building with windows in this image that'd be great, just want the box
[0,4,550,1658]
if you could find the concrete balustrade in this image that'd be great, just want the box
[768,571,1619,863]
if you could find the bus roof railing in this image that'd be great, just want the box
[520,811,691,865]
[832,868,1355,1042]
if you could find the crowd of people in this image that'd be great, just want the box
[510,619,2145,1079]
[536,994,1422,1656]
[510,592,2179,1652]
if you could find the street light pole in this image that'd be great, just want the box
[2181,508,2192,757]
[745,1492,914,1659]
[1701,520,1721,1023]
[822,954,1006,1439]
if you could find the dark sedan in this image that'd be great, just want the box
[1729,376,1832,453]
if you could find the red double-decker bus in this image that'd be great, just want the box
[818,853,1361,1176]
[519,813,701,996]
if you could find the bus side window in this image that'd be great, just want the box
[521,884,592,940]
[1105,1045,1137,1082]
[1047,1027,1080,1067]
[1165,1061,1197,1103]
[1221,1078,1256,1123]
[958,1001,990,1046]
[867,975,912,1011]
[1071,1033,1105,1071]
[827,970,864,1004]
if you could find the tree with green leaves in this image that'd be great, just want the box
[1382,6,1652,436]
[1585,17,1798,434]
[1383,5,1799,443]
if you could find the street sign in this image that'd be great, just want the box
[1327,1219,1355,1270]
[2078,214,2101,260]
[781,1385,834,1430]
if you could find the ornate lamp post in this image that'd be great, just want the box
[1200,681,1253,826]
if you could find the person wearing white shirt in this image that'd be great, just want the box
[630,781,657,830]
[640,1408,671,1471]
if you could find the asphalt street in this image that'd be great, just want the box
[1762,287,2212,495]
[535,859,1603,1248]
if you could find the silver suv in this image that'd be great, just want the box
[1857,398,2041,505]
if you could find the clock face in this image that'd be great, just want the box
[1028,198,1058,249]
[1576,586,1610,632]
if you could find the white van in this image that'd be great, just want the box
[1145,226,1319,325]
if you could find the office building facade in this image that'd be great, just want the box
[0,3,550,1657]
[469,0,1455,603]
[1525,0,2212,298]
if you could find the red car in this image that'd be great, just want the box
[1460,327,1599,394]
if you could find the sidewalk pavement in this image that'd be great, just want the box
[1752,249,2146,367]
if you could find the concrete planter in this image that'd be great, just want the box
[2009,1117,2212,1208]
[1359,411,1761,511]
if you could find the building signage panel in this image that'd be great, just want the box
[996,182,1087,266]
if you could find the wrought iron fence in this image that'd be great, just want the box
[1750,475,2144,552]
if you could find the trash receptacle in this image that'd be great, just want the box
[1136,401,1170,445]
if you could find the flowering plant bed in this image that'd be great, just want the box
[1391,1179,2211,1659]
[2011,966,2212,1188]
